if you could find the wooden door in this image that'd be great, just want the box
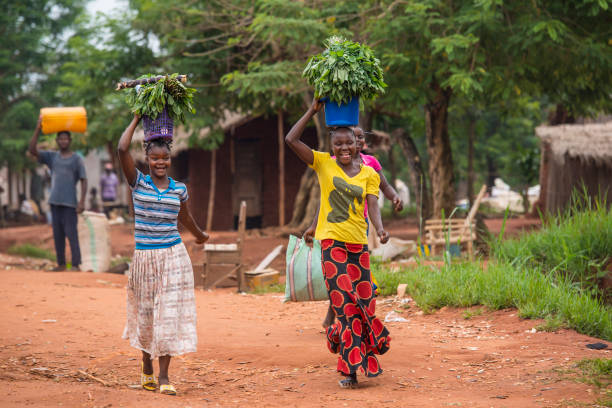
[232,139,262,220]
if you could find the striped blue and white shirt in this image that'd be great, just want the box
[130,169,188,250]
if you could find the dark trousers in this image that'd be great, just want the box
[50,204,81,267]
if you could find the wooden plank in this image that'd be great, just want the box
[466,184,487,225]
[205,251,241,265]
[237,201,247,291]
[425,219,466,225]
[425,223,475,231]
[204,265,240,289]
[254,244,283,272]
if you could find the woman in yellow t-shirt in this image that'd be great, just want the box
[285,98,391,389]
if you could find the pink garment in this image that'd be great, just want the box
[360,153,382,172]
[331,153,383,217]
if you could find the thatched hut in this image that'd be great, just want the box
[536,121,612,213]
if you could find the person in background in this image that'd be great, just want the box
[28,115,87,271]
[100,162,119,218]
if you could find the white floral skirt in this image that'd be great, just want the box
[122,242,197,359]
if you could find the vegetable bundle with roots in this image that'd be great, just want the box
[121,73,196,123]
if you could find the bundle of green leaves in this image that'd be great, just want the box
[303,36,386,105]
[124,73,196,122]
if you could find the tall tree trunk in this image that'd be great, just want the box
[425,83,455,218]
[486,155,497,194]
[206,149,217,231]
[392,128,432,228]
[467,113,476,207]
[548,103,575,125]
[388,146,398,190]
[277,110,285,226]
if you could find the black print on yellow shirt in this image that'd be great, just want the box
[327,176,364,223]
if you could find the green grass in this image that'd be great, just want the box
[574,359,612,406]
[7,244,56,261]
[375,193,612,341]
[249,282,286,295]
[374,260,612,340]
[493,194,611,294]
[463,307,485,320]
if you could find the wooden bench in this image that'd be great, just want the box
[424,218,476,259]
[423,185,487,260]
[193,201,246,291]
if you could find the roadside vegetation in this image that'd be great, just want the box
[376,196,612,341]
[7,244,56,261]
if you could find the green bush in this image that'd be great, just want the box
[7,244,56,261]
[493,194,611,292]
[374,261,612,340]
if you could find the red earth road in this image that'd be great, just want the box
[0,266,608,407]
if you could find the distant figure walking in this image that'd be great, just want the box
[100,162,119,217]
[117,114,208,396]
[29,115,87,271]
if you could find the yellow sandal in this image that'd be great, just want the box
[159,384,177,395]
[141,363,157,391]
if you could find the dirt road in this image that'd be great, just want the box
[0,266,608,407]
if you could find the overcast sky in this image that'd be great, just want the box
[87,0,124,16]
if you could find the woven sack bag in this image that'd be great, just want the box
[284,235,328,302]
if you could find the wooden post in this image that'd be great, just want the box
[206,149,217,231]
[278,110,285,226]
[460,184,487,260]
[237,201,247,292]
[467,115,476,207]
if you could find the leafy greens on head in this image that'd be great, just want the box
[123,73,196,122]
[303,36,386,105]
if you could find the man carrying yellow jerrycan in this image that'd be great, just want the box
[28,107,88,271]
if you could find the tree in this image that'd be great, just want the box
[0,0,86,170]
[368,0,611,218]
[57,13,155,157]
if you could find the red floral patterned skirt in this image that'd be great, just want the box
[321,239,391,377]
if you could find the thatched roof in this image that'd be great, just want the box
[130,111,252,161]
[535,121,612,166]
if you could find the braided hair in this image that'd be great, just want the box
[328,126,356,139]
[144,138,173,155]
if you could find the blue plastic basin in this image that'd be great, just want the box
[323,96,359,126]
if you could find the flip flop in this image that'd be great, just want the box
[160,384,177,395]
[338,374,358,389]
[141,363,157,391]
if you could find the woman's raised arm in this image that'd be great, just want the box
[117,115,141,187]
[285,97,323,165]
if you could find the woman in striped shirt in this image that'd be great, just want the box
[117,115,208,396]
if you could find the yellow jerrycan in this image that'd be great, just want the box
[40,107,87,134]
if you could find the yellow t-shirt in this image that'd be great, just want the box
[309,150,380,244]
